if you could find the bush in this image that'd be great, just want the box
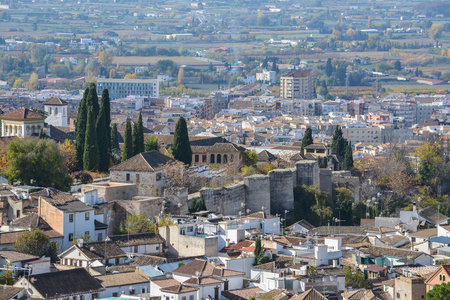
[71,171,93,184]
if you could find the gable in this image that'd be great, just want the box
[59,246,90,261]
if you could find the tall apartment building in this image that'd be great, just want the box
[280,69,314,100]
[96,78,159,100]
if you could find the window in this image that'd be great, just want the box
[112,293,118,297]
[202,155,207,163]
[85,212,90,220]
[142,288,146,294]
[92,293,98,299]
[189,296,194,300]
[69,233,73,241]
[126,173,130,181]
[182,297,186,300]
[187,227,193,233]
[166,297,170,300]
[224,280,229,291]
[156,173,162,181]
[195,155,199,163]
[69,214,74,222]
[156,246,160,251]
[130,289,135,295]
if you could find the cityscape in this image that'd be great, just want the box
[0,0,449,299]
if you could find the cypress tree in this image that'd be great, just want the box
[331,125,347,157]
[325,58,333,77]
[86,83,99,119]
[96,99,109,172]
[137,112,144,153]
[75,88,88,169]
[172,117,192,165]
[132,122,139,155]
[122,121,133,161]
[344,141,354,170]
[83,107,99,171]
[301,128,313,155]
[100,89,111,151]
[110,123,119,152]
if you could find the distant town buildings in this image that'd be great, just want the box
[96,78,159,100]
[280,69,314,100]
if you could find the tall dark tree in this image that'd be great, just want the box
[110,123,119,152]
[331,125,347,157]
[83,107,99,171]
[122,121,133,161]
[86,83,99,119]
[301,128,313,155]
[75,88,88,169]
[394,59,402,71]
[344,141,354,170]
[325,58,333,76]
[100,89,111,151]
[137,112,144,153]
[172,117,192,165]
[96,97,110,172]
[132,122,139,155]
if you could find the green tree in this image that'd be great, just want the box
[76,88,89,169]
[145,135,160,151]
[132,122,139,155]
[325,58,333,77]
[172,117,192,165]
[343,266,369,288]
[86,83,99,119]
[331,125,347,157]
[38,128,47,139]
[4,138,72,191]
[254,236,269,265]
[333,187,353,226]
[429,23,444,41]
[0,264,14,285]
[13,229,59,263]
[100,89,111,151]
[110,123,119,152]
[427,282,450,300]
[118,212,152,235]
[413,142,446,190]
[96,92,110,172]
[244,149,258,167]
[394,60,402,71]
[301,128,313,155]
[317,156,327,168]
[25,72,39,90]
[344,141,354,170]
[137,112,144,153]
[83,107,99,171]
[13,78,23,88]
[415,67,419,77]
[293,185,331,226]
[122,121,133,161]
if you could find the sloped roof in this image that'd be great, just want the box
[173,259,215,276]
[290,288,327,300]
[107,232,163,247]
[30,188,78,206]
[184,277,223,285]
[160,284,199,294]
[0,250,39,263]
[94,271,149,287]
[110,150,175,172]
[358,245,427,260]
[420,207,449,225]
[287,219,315,231]
[0,108,46,121]
[257,150,276,162]
[60,241,125,260]
[26,268,104,299]
[0,286,24,300]
[43,97,68,106]
[221,287,264,300]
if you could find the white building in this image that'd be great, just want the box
[43,97,69,127]
[0,108,46,137]
[256,69,277,84]
[97,78,159,100]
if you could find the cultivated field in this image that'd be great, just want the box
[113,56,222,67]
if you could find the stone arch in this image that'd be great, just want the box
[217,154,222,164]
[210,154,215,164]
[223,154,228,164]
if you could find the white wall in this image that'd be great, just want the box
[98,282,149,299]
[62,209,96,251]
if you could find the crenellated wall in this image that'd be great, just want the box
[199,160,321,216]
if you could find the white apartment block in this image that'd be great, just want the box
[96,78,159,100]
[280,69,314,100]
[256,69,277,84]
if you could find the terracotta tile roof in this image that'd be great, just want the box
[358,245,427,260]
[152,278,181,288]
[0,286,24,300]
[62,241,126,260]
[410,228,437,238]
[30,188,78,206]
[94,271,149,287]
[0,250,39,263]
[26,268,105,298]
[160,284,199,294]
[0,108,46,120]
[221,287,264,300]
[257,150,276,162]
[43,97,68,106]
[220,240,254,252]
[290,288,327,300]
[212,268,245,277]
[133,254,167,266]
[110,150,175,172]
[173,259,215,276]
[107,232,163,247]
[184,277,223,285]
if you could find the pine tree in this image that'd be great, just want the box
[122,121,133,162]
[137,112,144,153]
[75,88,88,169]
[96,97,109,172]
[83,107,99,171]
[86,83,99,119]
[132,122,139,155]
[100,89,111,151]
[110,123,119,152]
[331,125,347,157]
[172,117,192,165]
[301,128,313,155]
[325,58,333,77]
[344,141,354,170]
[394,60,402,71]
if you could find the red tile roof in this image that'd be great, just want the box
[0,108,46,121]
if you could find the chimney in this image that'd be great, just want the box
[413,202,417,211]
[77,239,84,248]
